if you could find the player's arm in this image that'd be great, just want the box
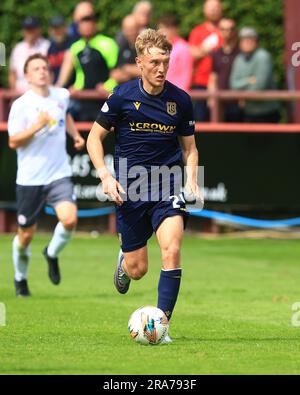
[179,135,203,202]
[87,122,124,205]
[66,112,85,150]
[8,111,50,150]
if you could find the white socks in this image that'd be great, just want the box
[12,235,30,281]
[47,222,72,258]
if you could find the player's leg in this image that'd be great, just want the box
[155,215,184,343]
[12,225,36,296]
[43,177,77,285]
[114,246,148,294]
[51,200,77,254]
[123,246,148,280]
[114,203,152,294]
[13,184,45,296]
[43,201,77,285]
[156,215,184,321]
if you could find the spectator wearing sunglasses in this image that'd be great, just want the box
[57,12,118,121]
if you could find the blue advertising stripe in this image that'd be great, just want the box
[44,206,115,218]
[45,206,300,228]
[189,208,300,228]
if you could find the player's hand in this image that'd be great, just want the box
[35,111,50,131]
[73,135,85,150]
[101,173,125,206]
[184,182,204,206]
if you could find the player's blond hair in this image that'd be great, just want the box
[135,28,172,56]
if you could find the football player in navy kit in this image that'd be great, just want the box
[87,29,201,342]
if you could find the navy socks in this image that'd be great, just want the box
[157,268,182,321]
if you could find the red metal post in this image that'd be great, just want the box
[284,0,300,122]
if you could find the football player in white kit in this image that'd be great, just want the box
[8,53,85,296]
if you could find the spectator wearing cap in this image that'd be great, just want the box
[57,12,118,121]
[47,16,73,84]
[9,16,50,91]
[208,17,241,121]
[111,14,140,84]
[229,27,280,123]
[188,0,223,121]
[158,14,193,92]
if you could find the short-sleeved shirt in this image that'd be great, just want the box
[95,78,195,181]
[10,38,50,92]
[188,22,223,87]
[212,45,240,89]
[70,33,119,92]
[8,87,72,186]
[166,36,193,92]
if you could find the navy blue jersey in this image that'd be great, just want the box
[96,78,195,178]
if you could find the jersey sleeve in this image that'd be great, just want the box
[178,95,195,136]
[95,88,123,131]
[59,88,70,111]
[7,100,27,136]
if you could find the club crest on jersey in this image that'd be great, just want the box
[133,101,141,111]
[166,102,177,115]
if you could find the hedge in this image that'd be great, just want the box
[0,0,284,87]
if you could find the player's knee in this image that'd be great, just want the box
[131,267,147,280]
[161,243,181,263]
[127,261,148,280]
[20,231,33,247]
[60,216,77,231]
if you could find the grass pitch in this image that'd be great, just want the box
[1,233,300,374]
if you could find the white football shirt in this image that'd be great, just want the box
[8,87,72,186]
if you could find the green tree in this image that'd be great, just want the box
[0,0,284,87]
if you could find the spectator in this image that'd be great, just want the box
[158,14,193,92]
[9,16,50,92]
[229,27,280,123]
[57,12,118,121]
[133,1,152,32]
[68,1,95,44]
[47,16,73,84]
[115,1,152,47]
[208,17,241,121]
[111,15,140,84]
[189,0,223,121]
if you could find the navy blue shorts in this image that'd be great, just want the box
[16,177,76,228]
[116,195,189,253]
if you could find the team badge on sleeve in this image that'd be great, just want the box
[166,102,177,116]
[101,102,109,112]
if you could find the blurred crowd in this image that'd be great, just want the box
[7,0,280,123]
